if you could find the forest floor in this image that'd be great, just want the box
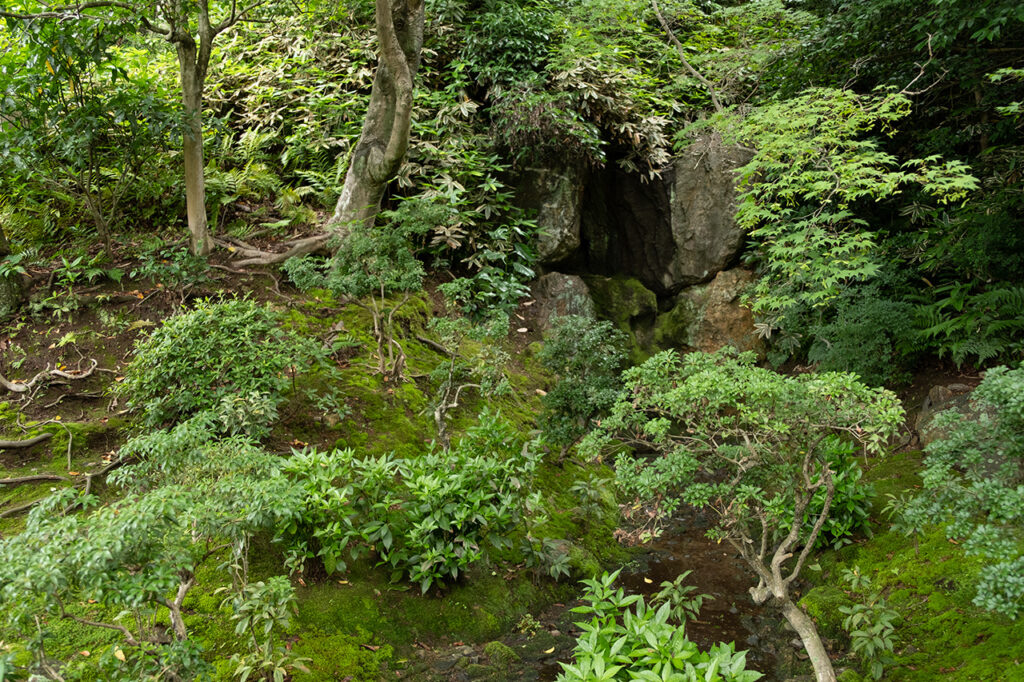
[1,244,1020,681]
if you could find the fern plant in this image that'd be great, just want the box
[916,283,1024,366]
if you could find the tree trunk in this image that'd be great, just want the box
[176,43,213,256]
[0,226,23,319]
[781,598,837,682]
[328,0,424,233]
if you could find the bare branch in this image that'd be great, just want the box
[651,0,723,113]
[900,34,947,97]
[0,433,53,450]
[0,473,68,485]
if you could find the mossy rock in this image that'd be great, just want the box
[799,585,854,644]
[582,275,658,364]
[483,640,520,668]
[0,272,23,319]
[652,294,701,350]
[583,275,657,327]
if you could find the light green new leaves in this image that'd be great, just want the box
[712,87,979,317]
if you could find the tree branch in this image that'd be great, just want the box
[651,0,723,113]
[0,433,53,450]
[0,473,68,485]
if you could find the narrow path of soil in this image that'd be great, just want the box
[614,518,780,679]
[417,515,788,681]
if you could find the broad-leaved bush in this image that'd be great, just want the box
[118,298,321,428]
[898,366,1024,617]
[557,570,762,682]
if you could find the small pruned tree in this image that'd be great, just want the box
[426,313,511,449]
[0,438,302,680]
[581,348,904,682]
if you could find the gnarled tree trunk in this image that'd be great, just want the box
[230,0,425,267]
[328,0,425,232]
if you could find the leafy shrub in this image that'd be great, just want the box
[780,437,874,550]
[285,212,426,379]
[224,576,310,682]
[459,0,555,88]
[280,411,541,592]
[0,439,302,681]
[838,567,899,681]
[539,315,627,448]
[118,298,321,428]
[557,570,761,682]
[0,18,178,250]
[806,292,919,386]
[899,366,1024,617]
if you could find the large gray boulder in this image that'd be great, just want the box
[915,383,977,449]
[667,136,754,287]
[530,272,595,331]
[515,165,586,265]
[579,135,753,294]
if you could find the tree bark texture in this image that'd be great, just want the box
[781,598,837,682]
[328,0,425,232]
[172,4,215,257]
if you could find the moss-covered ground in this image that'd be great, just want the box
[0,284,625,681]
[800,447,1024,681]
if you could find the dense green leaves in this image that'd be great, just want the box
[898,367,1024,617]
[539,315,628,448]
[710,88,978,320]
[279,410,541,593]
[118,298,323,428]
[557,570,762,682]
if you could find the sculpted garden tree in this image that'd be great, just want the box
[1,0,274,256]
[581,349,904,682]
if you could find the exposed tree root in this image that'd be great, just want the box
[0,359,98,394]
[0,433,53,450]
[217,232,331,267]
[0,473,68,485]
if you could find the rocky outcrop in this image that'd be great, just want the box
[582,275,659,364]
[515,164,586,265]
[915,383,977,449]
[668,136,754,287]
[653,268,763,357]
[578,135,753,295]
[530,272,595,331]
